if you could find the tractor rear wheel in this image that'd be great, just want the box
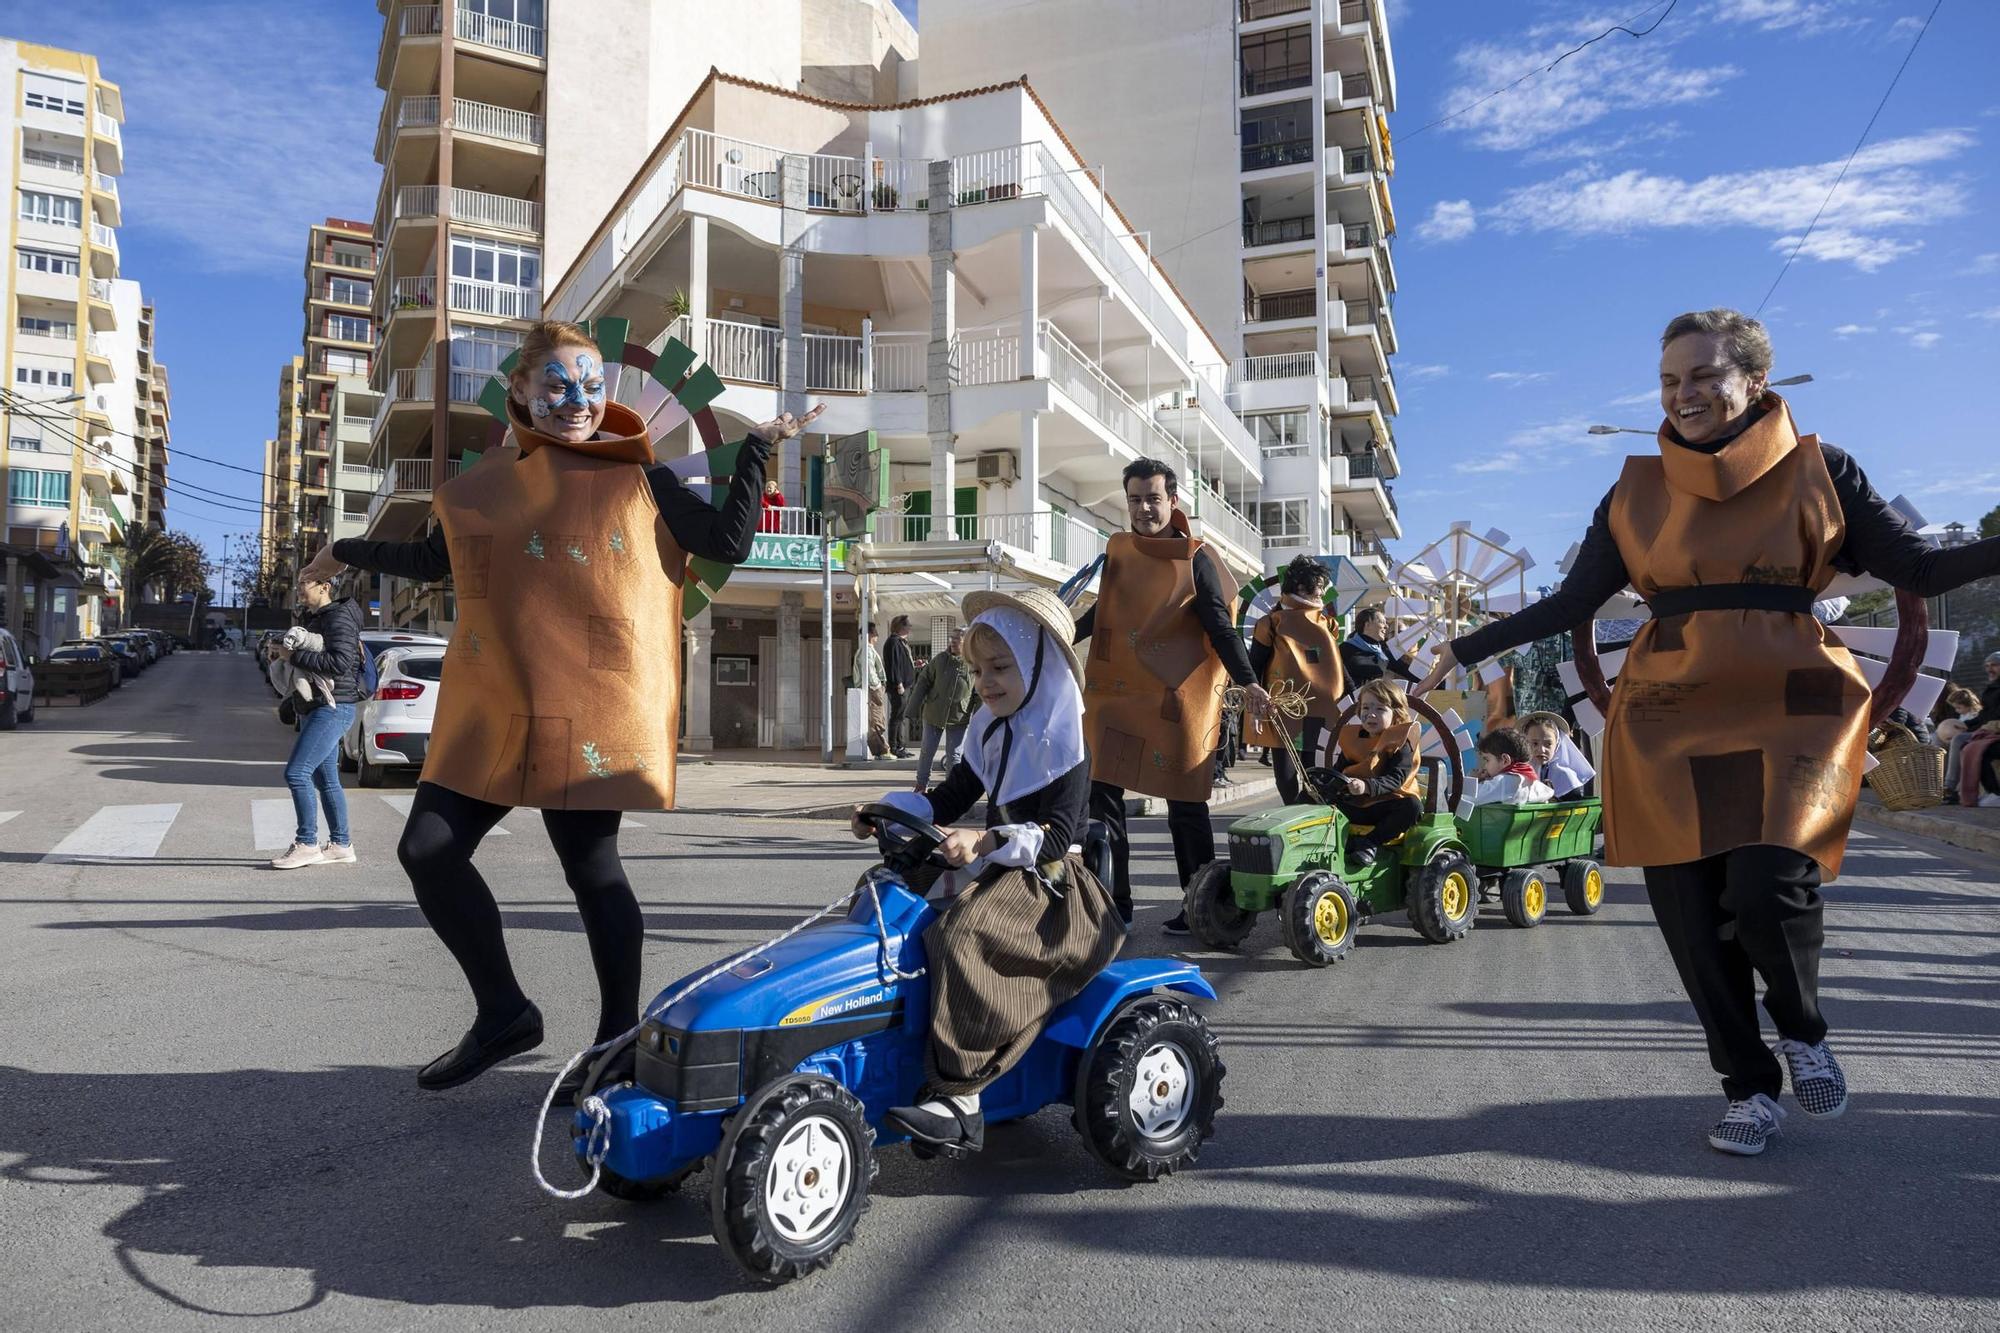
[1075,997,1224,1182]
[1562,859,1606,916]
[710,1076,874,1284]
[1499,867,1549,929]
[1407,851,1478,944]
[1279,870,1358,967]
[1183,859,1255,948]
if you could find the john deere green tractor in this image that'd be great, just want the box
[1183,694,1477,967]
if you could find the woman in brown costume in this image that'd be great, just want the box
[302,320,821,1094]
[1421,308,2000,1156]
[1246,554,1345,805]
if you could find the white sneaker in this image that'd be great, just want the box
[1708,1093,1786,1156]
[318,841,357,864]
[1978,793,2000,808]
[1775,1037,1848,1118]
[270,841,326,870]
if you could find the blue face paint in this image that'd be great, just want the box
[532,352,605,421]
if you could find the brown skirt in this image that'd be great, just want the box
[923,852,1125,1096]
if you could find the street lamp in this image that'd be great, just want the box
[1590,373,1815,435]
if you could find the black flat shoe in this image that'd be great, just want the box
[886,1100,984,1159]
[1348,841,1379,867]
[417,1003,544,1091]
[555,1042,637,1108]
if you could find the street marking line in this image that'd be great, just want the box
[42,804,183,863]
[379,793,509,834]
[251,799,296,851]
[0,811,20,828]
[622,818,644,830]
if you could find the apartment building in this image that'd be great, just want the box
[921,0,1405,583]
[132,304,169,535]
[261,355,307,590]
[1,39,134,652]
[293,219,381,594]
[364,0,917,632]
[546,72,1264,750]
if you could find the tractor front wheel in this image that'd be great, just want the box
[710,1076,874,1284]
[1407,851,1478,944]
[1562,859,1606,916]
[1183,859,1256,948]
[1499,867,1549,929]
[1075,998,1224,1182]
[1280,871,1358,967]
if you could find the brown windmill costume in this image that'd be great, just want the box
[1246,599,1344,802]
[430,400,685,810]
[1448,389,2000,1107]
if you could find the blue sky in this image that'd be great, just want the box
[14,0,1997,589]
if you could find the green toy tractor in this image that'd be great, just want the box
[1183,694,1477,967]
[1458,798,1606,928]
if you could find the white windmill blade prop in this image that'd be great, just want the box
[1469,659,1508,689]
[1555,660,1610,739]
[646,397,695,438]
[1381,595,1429,620]
[1830,624,1960,673]
[1559,541,1582,575]
[1899,674,1948,719]
[1418,706,1475,762]
[1392,557,1440,588]
[1597,647,1629,680]
[1387,624,1430,658]
[628,373,671,420]
[1481,589,1536,616]
[1887,494,1927,529]
[1862,750,1881,775]
[1511,547,1537,576]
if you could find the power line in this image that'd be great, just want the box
[3,386,321,489]
[1754,0,1944,314]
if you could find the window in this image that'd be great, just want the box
[1241,102,1314,171]
[19,191,83,227]
[465,0,545,23]
[9,432,44,453]
[1248,410,1314,455]
[23,89,85,117]
[1241,29,1311,96]
[1258,500,1306,541]
[8,468,71,508]
[22,147,84,174]
[319,350,368,376]
[450,236,540,289]
[15,367,76,389]
[449,324,522,398]
[325,314,372,342]
[327,277,371,305]
[18,316,78,340]
[18,247,81,275]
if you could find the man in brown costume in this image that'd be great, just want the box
[1427,309,2000,1156]
[1073,458,1268,935]
[304,320,822,1094]
[1246,554,1346,804]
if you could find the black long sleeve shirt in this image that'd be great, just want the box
[287,596,364,704]
[1072,545,1255,686]
[925,755,1091,852]
[1453,442,2000,667]
[1330,736,1415,800]
[332,436,773,582]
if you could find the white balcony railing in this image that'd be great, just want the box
[399,4,443,37]
[400,95,544,147]
[367,454,463,526]
[456,6,546,58]
[801,152,868,213]
[759,506,823,537]
[681,127,784,201]
[93,172,118,200]
[952,331,1022,386]
[449,279,539,319]
[1235,351,1324,384]
[803,333,864,392]
[391,276,435,310]
[94,114,121,145]
[869,332,927,392]
[90,223,118,258]
[705,318,780,385]
[393,184,541,234]
[869,508,1112,565]
[85,333,109,360]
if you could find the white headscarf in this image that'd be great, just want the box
[964,605,1086,809]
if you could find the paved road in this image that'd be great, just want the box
[3,651,1996,1330]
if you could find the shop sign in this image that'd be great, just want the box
[743,534,845,571]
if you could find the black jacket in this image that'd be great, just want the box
[288,596,364,705]
[1338,632,1418,690]
[926,756,1091,851]
[884,634,916,691]
[1973,681,2000,729]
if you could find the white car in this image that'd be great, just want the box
[0,629,35,729]
[341,642,447,786]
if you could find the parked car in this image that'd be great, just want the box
[112,632,159,665]
[68,638,139,682]
[0,628,34,729]
[341,644,446,786]
[48,643,118,687]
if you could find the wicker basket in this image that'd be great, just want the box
[1865,722,1945,811]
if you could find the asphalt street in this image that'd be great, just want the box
[2,650,1996,1331]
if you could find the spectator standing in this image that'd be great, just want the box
[884,614,916,758]
[907,625,975,788]
[270,573,362,869]
[1340,605,1419,690]
[853,622,891,759]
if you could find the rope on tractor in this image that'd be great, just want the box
[1222,679,1330,804]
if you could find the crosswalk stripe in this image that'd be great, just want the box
[378,793,510,834]
[0,811,19,828]
[251,799,296,851]
[622,817,644,830]
[43,803,183,863]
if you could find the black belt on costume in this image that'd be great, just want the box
[1645,583,1816,619]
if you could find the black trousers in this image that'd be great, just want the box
[1643,844,1827,1101]
[1272,719,1329,805]
[1089,780,1214,914]
[887,686,908,750]
[1331,792,1419,847]
[397,781,643,1045]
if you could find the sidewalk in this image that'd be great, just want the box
[674,748,1278,819]
[1851,788,2000,858]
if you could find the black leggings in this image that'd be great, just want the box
[397,782,641,1043]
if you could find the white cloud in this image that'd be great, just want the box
[1455,451,1524,475]
[1482,129,1974,273]
[61,3,381,274]
[1608,389,1660,406]
[1402,363,1452,380]
[1521,122,1686,165]
[1419,199,1477,243]
[1963,253,2000,275]
[1704,0,1865,31]
[1886,15,1927,39]
[1907,331,1943,350]
[1832,324,1876,336]
[1972,307,2000,322]
[1487,371,1553,386]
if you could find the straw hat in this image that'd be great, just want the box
[960,586,1084,685]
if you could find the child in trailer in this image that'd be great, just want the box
[1470,726,1557,807]
[1320,679,1425,866]
[850,588,1124,1156]
[1519,710,1595,798]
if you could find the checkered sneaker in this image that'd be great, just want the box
[1776,1037,1848,1118]
[1707,1093,1786,1156]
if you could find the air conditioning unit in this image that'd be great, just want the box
[975,450,1018,483]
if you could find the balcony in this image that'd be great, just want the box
[318,247,376,271]
[1241,62,1312,98]
[1241,138,1315,173]
[703,318,779,385]
[1243,215,1315,249]
[1235,351,1324,386]
[366,455,465,527]
[1240,0,1310,20]
[92,171,120,225]
[1246,289,1316,324]
[395,95,545,149]
[89,222,119,273]
[92,114,122,171]
[312,278,374,308]
[871,507,1112,568]
[448,279,539,320]
[83,334,113,381]
[393,184,541,235]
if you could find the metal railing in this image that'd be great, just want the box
[1247,289,1314,322]
[449,279,539,319]
[867,157,932,212]
[760,506,823,537]
[1240,0,1311,17]
[94,114,121,145]
[952,330,1022,386]
[393,184,541,233]
[802,152,868,212]
[1242,138,1314,172]
[1242,63,1312,97]
[391,276,435,309]
[803,333,865,392]
[1235,351,1323,383]
[450,97,545,146]
[316,279,374,306]
[1345,450,1384,480]
[1339,221,1374,251]
[1244,215,1313,247]
[456,6,545,58]
[1345,376,1379,405]
[400,5,443,36]
[682,127,784,201]
[1338,71,1373,103]
[1340,0,1371,25]
[706,318,780,385]
[869,332,927,392]
[322,248,374,269]
[22,149,83,174]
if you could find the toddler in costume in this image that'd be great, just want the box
[851,588,1123,1156]
[1470,726,1556,807]
[1320,679,1424,866]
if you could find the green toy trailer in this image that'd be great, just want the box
[1183,695,1478,967]
[1455,799,1606,928]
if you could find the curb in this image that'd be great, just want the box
[1851,800,2000,858]
[755,774,1284,822]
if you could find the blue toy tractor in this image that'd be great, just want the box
[565,802,1227,1284]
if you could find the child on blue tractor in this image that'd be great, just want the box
[850,588,1123,1157]
[1315,678,1425,866]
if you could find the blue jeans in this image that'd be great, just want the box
[286,701,354,845]
[915,721,968,790]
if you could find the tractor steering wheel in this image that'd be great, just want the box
[855,801,954,874]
